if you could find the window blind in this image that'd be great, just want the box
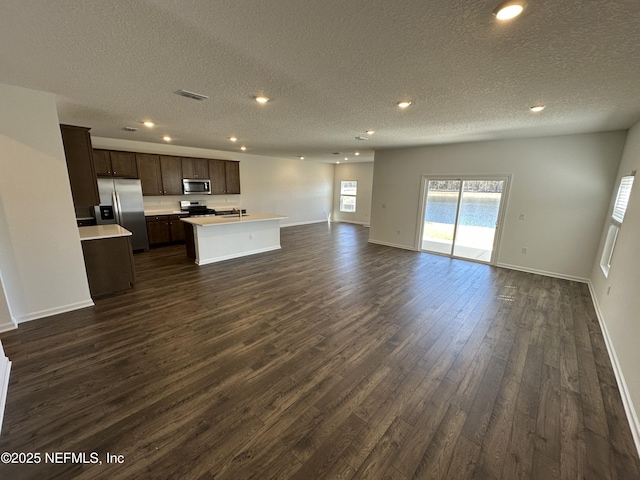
[612,175,634,225]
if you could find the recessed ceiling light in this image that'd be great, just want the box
[344,157,349,161]
[397,101,412,108]
[355,152,360,156]
[530,105,545,112]
[254,96,269,103]
[493,1,527,20]
[229,136,238,142]
[336,161,340,164]
[298,156,305,160]
[240,146,247,151]
[366,130,375,135]
[163,136,172,142]
[143,121,155,127]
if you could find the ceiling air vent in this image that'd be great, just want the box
[354,136,369,141]
[122,126,138,132]
[176,89,209,101]
[332,152,342,155]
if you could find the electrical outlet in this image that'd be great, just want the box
[382,204,387,209]
[521,247,528,254]
[519,213,526,220]
[397,229,401,235]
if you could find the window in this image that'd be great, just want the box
[612,175,634,225]
[601,174,634,277]
[340,180,357,212]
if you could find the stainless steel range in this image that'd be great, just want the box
[180,200,216,217]
[179,200,247,217]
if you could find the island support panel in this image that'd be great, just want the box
[191,219,281,265]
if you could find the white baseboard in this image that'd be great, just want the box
[587,281,640,458]
[0,321,17,334]
[367,239,417,251]
[281,219,328,228]
[15,299,94,324]
[196,246,281,265]
[333,220,370,227]
[496,262,589,283]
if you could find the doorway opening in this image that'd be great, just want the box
[419,177,508,264]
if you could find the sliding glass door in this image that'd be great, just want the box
[421,178,507,263]
[423,180,461,255]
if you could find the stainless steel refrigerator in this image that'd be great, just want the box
[94,178,149,251]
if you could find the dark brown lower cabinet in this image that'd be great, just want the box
[184,223,195,260]
[146,214,188,246]
[146,216,171,246]
[81,236,135,298]
[170,215,187,242]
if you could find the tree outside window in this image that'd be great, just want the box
[340,180,357,212]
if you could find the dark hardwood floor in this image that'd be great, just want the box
[1,222,638,479]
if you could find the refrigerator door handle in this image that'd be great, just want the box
[113,191,122,225]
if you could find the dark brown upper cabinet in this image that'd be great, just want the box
[136,153,163,195]
[93,150,138,178]
[209,159,240,194]
[136,154,183,196]
[160,156,183,195]
[208,159,226,194]
[225,161,241,194]
[60,124,100,207]
[181,157,209,179]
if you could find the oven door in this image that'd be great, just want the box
[182,179,211,195]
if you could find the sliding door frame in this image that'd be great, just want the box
[415,174,511,265]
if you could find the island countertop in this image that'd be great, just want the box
[181,212,287,227]
[78,224,132,241]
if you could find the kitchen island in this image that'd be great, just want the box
[181,213,287,265]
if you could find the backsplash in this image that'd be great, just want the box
[143,195,241,213]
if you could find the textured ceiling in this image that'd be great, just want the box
[2,0,640,163]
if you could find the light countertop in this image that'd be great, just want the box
[79,224,132,241]
[144,210,184,216]
[181,212,287,227]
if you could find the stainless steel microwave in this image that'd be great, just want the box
[182,178,211,195]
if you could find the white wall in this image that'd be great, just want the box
[92,138,334,226]
[590,120,640,453]
[0,83,93,323]
[370,131,626,280]
[0,275,12,333]
[332,162,374,226]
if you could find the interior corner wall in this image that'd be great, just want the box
[369,131,626,280]
[332,162,374,225]
[0,274,13,333]
[0,83,93,323]
[589,119,640,454]
[91,137,334,226]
